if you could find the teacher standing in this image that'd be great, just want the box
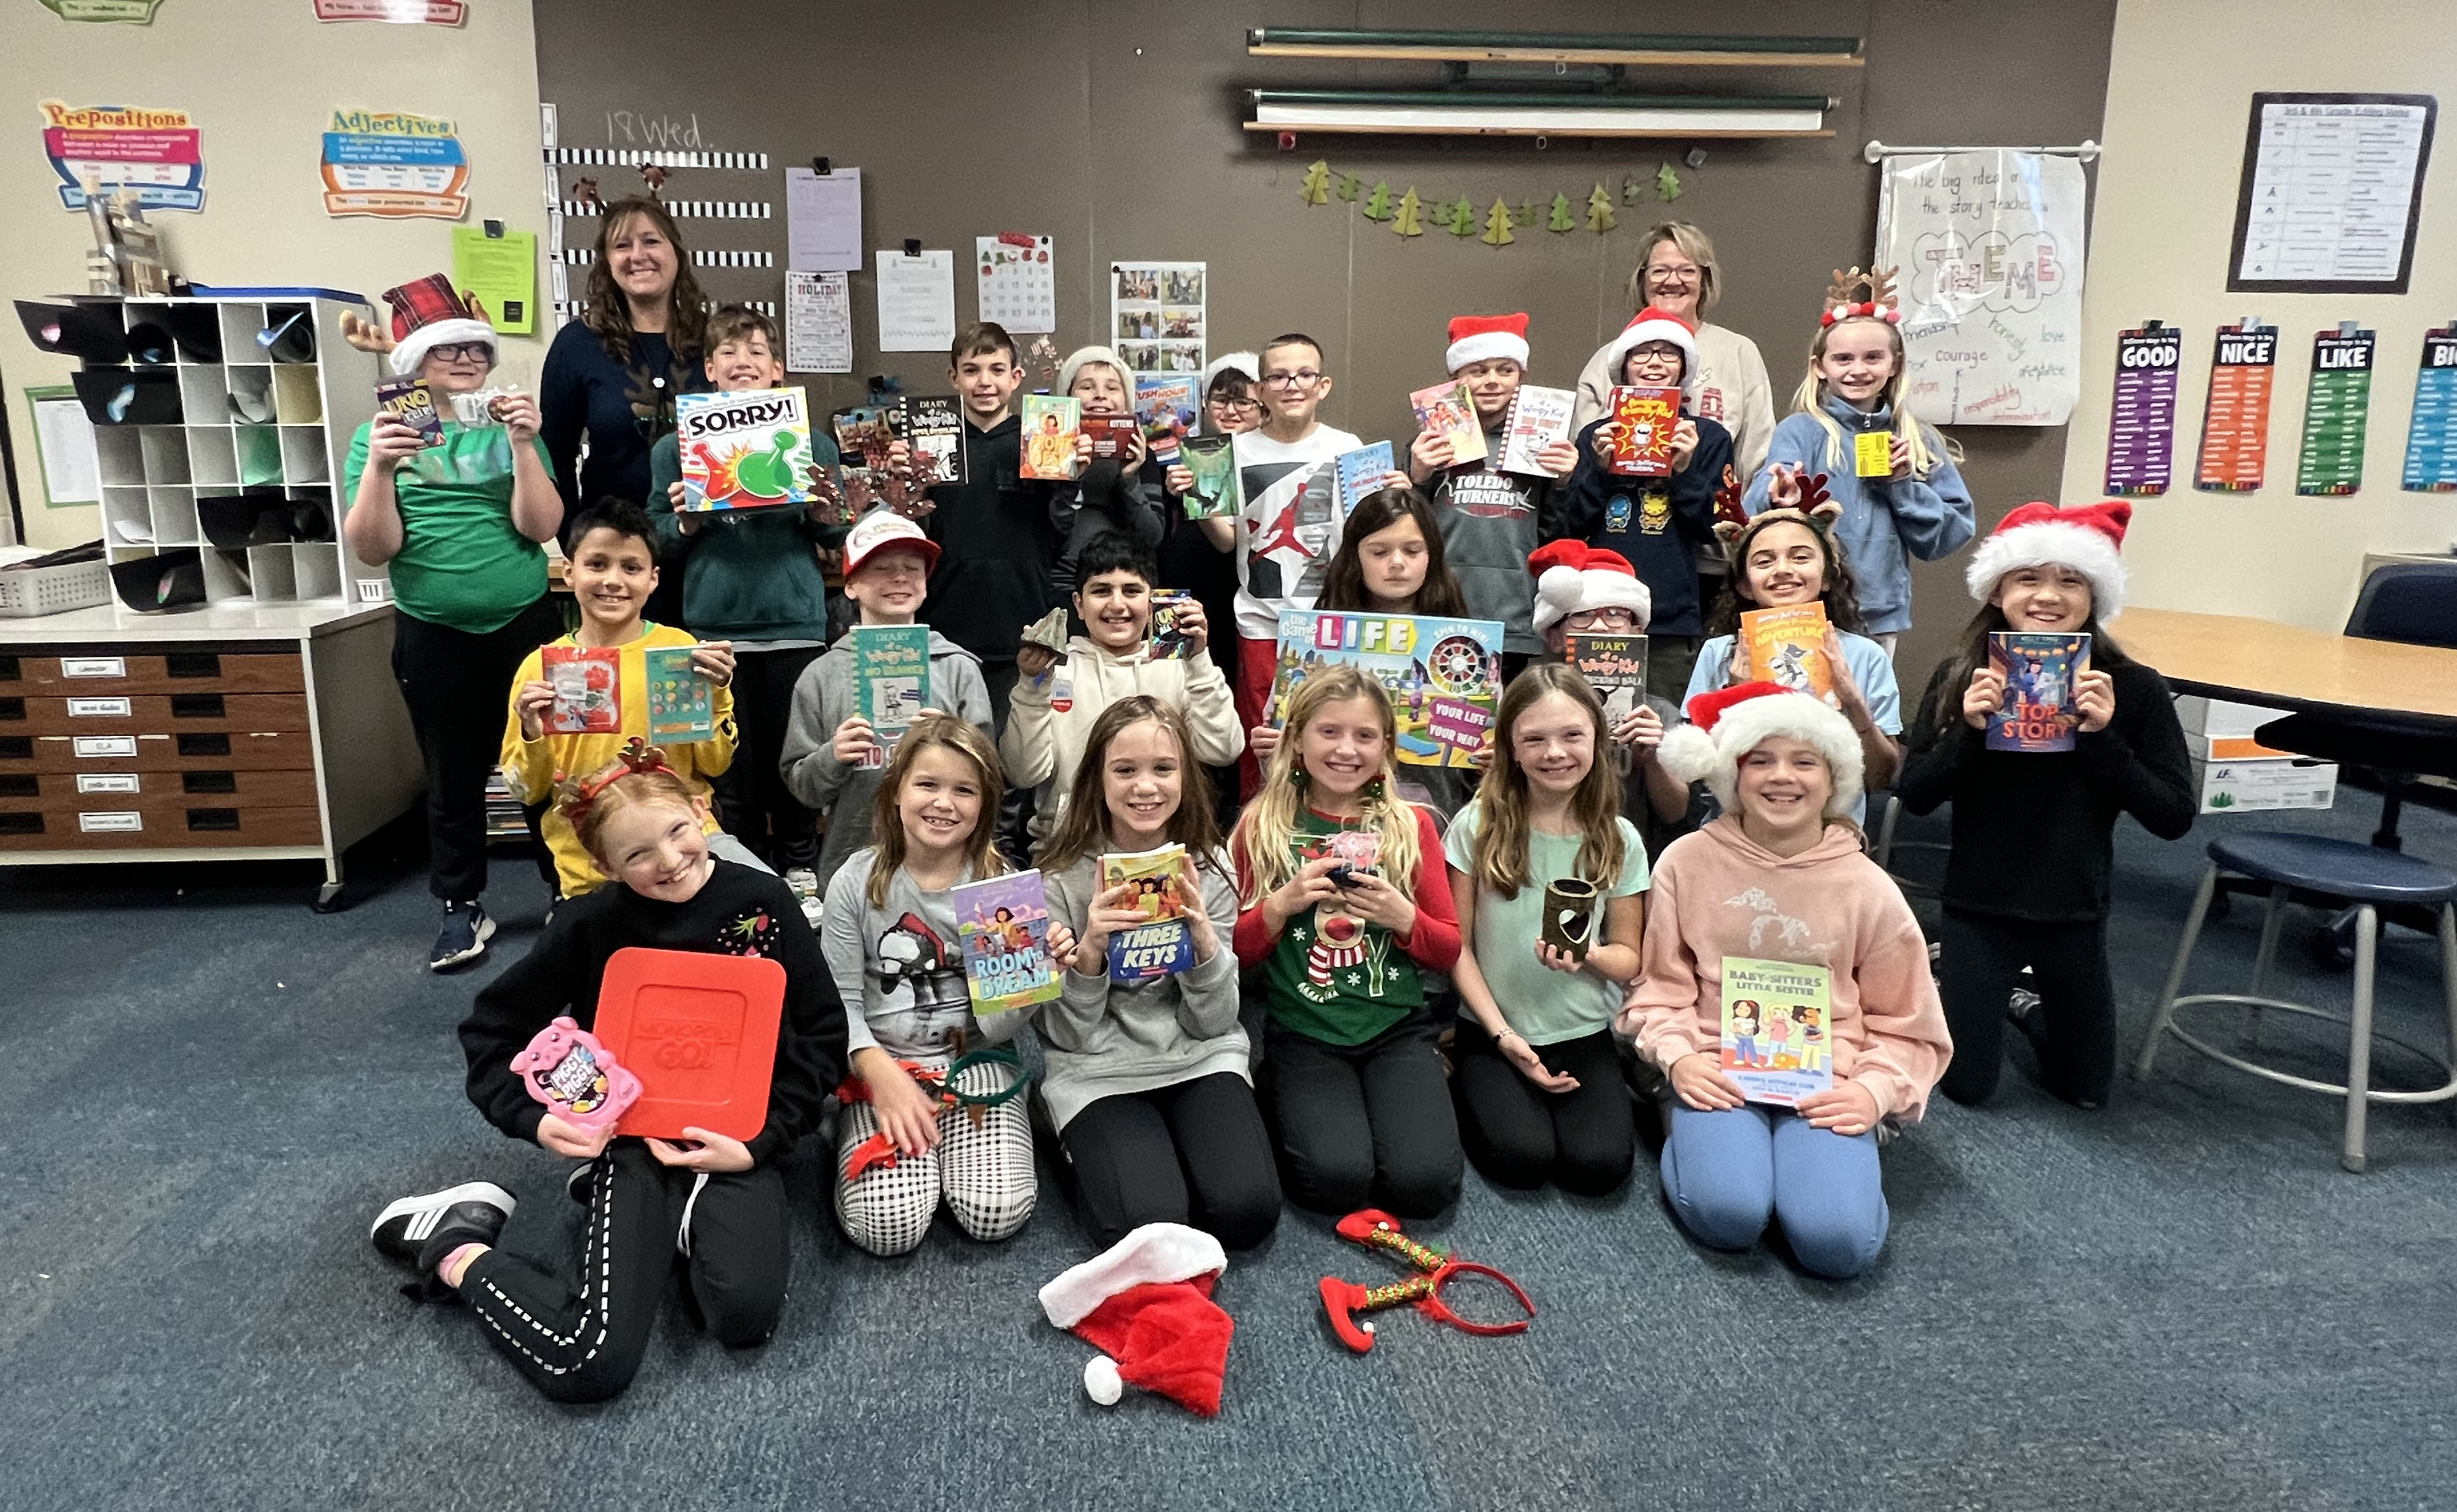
[1573,221,1776,484]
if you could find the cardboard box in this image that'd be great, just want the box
[2174,695,2287,740]
[2190,754,2338,814]
[2183,730,2293,761]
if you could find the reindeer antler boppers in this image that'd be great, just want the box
[1821,266,1902,327]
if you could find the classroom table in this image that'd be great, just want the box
[2114,606,2457,727]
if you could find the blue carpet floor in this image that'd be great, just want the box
[4,791,2456,1511]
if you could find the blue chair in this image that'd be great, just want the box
[2133,831,2457,1171]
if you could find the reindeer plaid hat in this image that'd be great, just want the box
[380,273,496,377]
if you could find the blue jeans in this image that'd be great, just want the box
[1660,1103,1889,1279]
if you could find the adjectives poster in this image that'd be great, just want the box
[39,100,203,211]
[321,108,468,218]
[2194,322,2277,492]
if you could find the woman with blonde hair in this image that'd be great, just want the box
[1572,220,1776,480]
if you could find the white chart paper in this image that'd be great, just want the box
[785,166,863,273]
[876,248,957,352]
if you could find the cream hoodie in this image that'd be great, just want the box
[1622,815,1952,1121]
[1000,634,1244,845]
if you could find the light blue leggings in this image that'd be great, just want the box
[1660,1103,1889,1279]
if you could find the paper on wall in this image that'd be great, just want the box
[976,233,1055,333]
[33,393,102,504]
[1110,261,1205,393]
[785,166,862,272]
[876,248,955,353]
[786,270,853,373]
[453,226,537,334]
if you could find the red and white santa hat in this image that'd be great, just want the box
[1528,540,1652,634]
[1445,313,1530,373]
[1597,309,1701,403]
[1040,1223,1234,1416]
[1659,681,1865,821]
[1963,500,2132,618]
[379,272,497,377]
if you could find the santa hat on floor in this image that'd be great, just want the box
[379,273,496,377]
[1596,309,1700,403]
[1057,344,1134,398]
[1444,313,1530,373]
[1963,500,2132,618]
[1659,681,1864,821]
[1040,1223,1233,1416]
[1528,540,1652,634]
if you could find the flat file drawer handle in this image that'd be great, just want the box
[170,694,226,719]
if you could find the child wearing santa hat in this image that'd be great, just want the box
[1528,540,1700,852]
[1621,683,1953,1279]
[1049,343,1166,599]
[1895,501,2194,1111]
[1407,313,1580,673]
[1546,308,1734,703]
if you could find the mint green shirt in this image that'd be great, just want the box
[344,419,551,632]
[1444,800,1649,1045]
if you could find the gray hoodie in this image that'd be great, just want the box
[778,628,993,890]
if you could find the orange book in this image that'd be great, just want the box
[1605,385,1681,476]
[1740,604,1833,703]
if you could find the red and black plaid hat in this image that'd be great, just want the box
[379,273,496,377]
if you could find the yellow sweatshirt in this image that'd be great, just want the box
[500,622,739,897]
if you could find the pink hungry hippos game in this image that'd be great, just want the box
[510,1015,643,1132]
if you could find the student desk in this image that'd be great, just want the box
[2116,606,2457,727]
[0,599,422,906]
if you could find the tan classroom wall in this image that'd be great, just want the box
[530,0,2117,678]
[0,0,548,552]
[2060,0,2457,633]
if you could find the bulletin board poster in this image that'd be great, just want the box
[2104,324,2181,497]
[977,233,1055,333]
[1111,262,1206,392]
[1875,149,2085,425]
[2295,327,2376,496]
[2402,327,2457,492]
[2228,93,2436,295]
[2194,323,2277,492]
[321,109,468,218]
[39,100,203,211]
[312,1,467,20]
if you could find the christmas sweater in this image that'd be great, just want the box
[1232,804,1460,1047]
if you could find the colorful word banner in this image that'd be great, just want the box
[2104,323,2181,496]
[2194,322,2276,492]
[38,0,164,19]
[39,100,202,211]
[321,108,468,218]
[2402,326,2457,492]
[2295,327,2375,496]
[311,0,466,21]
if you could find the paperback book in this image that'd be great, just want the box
[1179,434,1241,519]
[850,624,931,769]
[1271,610,1504,768]
[1739,604,1833,703]
[1987,631,2091,753]
[1719,956,1834,1107]
[1335,441,1395,515]
[675,387,815,511]
[1102,843,1194,982]
[1082,413,1140,463]
[1497,384,1577,477]
[1410,379,1488,465]
[643,645,715,743]
[1021,394,1082,481]
[1564,632,1649,723]
[540,645,621,734]
[1604,385,1681,476]
[832,405,900,518]
[952,870,1064,1014]
[894,393,967,487]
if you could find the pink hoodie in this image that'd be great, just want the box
[1623,816,1953,1121]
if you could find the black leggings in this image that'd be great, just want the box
[1059,1072,1282,1251]
[1937,910,2116,1107]
[389,597,564,902]
[715,644,824,870]
[1452,1022,1634,1196]
[458,1141,788,1404]
[1263,1011,1462,1218]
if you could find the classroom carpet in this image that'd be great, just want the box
[4,793,2456,1512]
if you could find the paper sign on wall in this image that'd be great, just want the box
[312,0,464,19]
[38,1,164,19]
[1875,149,2085,425]
[452,226,536,334]
[39,100,203,211]
[2194,322,2277,492]
[1111,262,1206,393]
[2104,323,2181,497]
[785,167,862,273]
[786,270,853,373]
[977,234,1055,333]
[875,248,955,353]
[2402,326,2457,492]
[2295,326,2375,496]
[321,109,468,218]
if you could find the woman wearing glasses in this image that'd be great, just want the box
[1571,222,1776,484]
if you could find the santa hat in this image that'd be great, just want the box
[1528,540,1651,634]
[1057,344,1133,399]
[841,506,941,576]
[380,273,496,377]
[1200,351,1259,395]
[1963,500,2131,618]
[1039,1223,1233,1416]
[1444,313,1530,373]
[1597,309,1700,403]
[1658,681,1864,821]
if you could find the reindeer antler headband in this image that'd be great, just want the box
[556,738,681,828]
[1820,266,1901,327]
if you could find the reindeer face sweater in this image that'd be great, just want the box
[1623,816,1953,1121]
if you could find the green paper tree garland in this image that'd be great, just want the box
[1297,159,1687,248]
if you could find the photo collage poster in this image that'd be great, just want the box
[1110,261,1207,401]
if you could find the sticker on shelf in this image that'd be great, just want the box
[71,736,138,758]
[66,697,131,718]
[75,774,140,794]
[60,656,126,678]
[78,811,142,833]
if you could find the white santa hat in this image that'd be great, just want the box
[1597,308,1701,403]
[1057,344,1134,399]
[1200,351,1260,395]
[1963,500,2132,619]
[1445,312,1530,373]
[1658,681,1865,821]
[1528,540,1652,634]
[1039,1223,1233,1416]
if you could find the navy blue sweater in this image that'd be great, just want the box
[1544,412,1732,638]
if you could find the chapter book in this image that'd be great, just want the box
[1564,632,1649,723]
[1719,956,1834,1107]
[832,405,900,516]
[643,644,716,743]
[1179,434,1241,519]
[1604,385,1681,476]
[1497,384,1577,477]
[1335,441,1395,515]
[952,870,1063,1014]
[373,375,443,447]
[1101,843,1194,982]
[675,387,815,512]
[1021,393,1083,481]
[894,394,967,487]
[540,644,621,734]
[1082,413,1140,463]
[1739,604,1833,703]
[1410,379,1488,465]
[850,623,931,769]
[1135,374,1197,464]
[1987,631,2091,753]
[1271,610,1504,767]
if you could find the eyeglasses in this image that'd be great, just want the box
[1565,608,1638,630]
[1208,396,1262,415]
[430,341,495,362]
[1261,370,1323,389]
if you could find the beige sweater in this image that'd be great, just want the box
[1574,319,1777,483]
[1000,635,1244,845]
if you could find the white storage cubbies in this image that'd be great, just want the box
[86,295,385,608]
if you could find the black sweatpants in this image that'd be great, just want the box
[1937,909,2117,1108]
[458,1141,789,1404]
[1263,1010,1462,1218]
[1059,1072,1282,1251]
[389,596,564,902]
[717,644,824,870]
[1452,1022,1634,1196]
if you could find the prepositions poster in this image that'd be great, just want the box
[39,99,203,211]
[2229,93,2436,294]
[2104,323,2182,497]
[321,108,468,218]
[1876,149,2086,425]
[2295,326,2375,496]
[1110,262,1206,393]
[977,233,1055,333]
[2194,322,2278,492]
[2402,325,2457,491]
[786,270,853,374]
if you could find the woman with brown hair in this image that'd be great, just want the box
[1571,220,1776,482]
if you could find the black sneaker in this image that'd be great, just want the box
[430,900,496,972]
[369,1181,515,1270]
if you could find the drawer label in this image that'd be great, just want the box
[67,697,132,718]
[71,736,139,757]
[78,811,142,833]
[75,773,141,794]
[61,657,127,679]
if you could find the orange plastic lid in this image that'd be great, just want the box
[593,946,786,1143]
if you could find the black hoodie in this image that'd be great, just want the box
[921,414,1063,661]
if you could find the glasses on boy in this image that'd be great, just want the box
[1261,369,1323,390]
[1564,606,1639,632]
[429,341,495,363]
